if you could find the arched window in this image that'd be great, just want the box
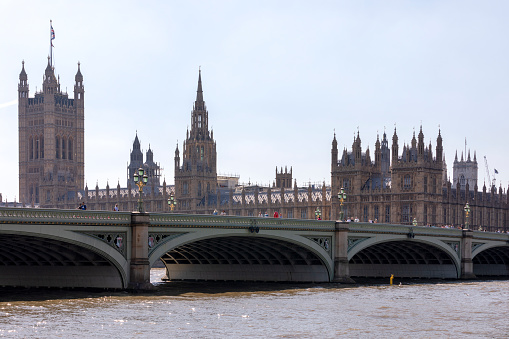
[460,174,465,186]
[404,175,412,189]
[40,135,44,159]
[56,136,60,159]
[198,114,202,128]
[68,138,73,160]
[29,136,33,160]
[62,137,67,159]
[35,136,39,159]
[200,146,204,161]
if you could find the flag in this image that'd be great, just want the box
[51,24,55,46]
[495,169,499,174]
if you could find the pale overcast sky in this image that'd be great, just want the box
[1,0,509,201]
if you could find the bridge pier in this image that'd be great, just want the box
[460,229,476,279]
[129,213,154,290]
[333,222,355,283]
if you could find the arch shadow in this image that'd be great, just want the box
[348,238,460,279]
[0,232,127,289]
[149,232,332,282]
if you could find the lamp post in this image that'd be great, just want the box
[133,167,148,213]
[168,192,177,212]
[338,187,347,221]
[464,202,471,230]
[315,207,322,220]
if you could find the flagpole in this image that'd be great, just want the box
[50,20,52,67]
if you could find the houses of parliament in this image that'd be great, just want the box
[15,55,509,232]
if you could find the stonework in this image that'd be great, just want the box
[18,59,84,207]
[16,58,509,231]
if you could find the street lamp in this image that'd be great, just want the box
[133,167,148,213]
[338,187,347,221]
[464,202,471,230]
[315,207,322,220]
[168,192,177,212]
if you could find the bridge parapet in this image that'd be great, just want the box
[0,207,131,225]
[472,230,509,242]
[349,222,463,237]
[149,213,336,231]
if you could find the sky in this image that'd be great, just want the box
[1,0,509,201]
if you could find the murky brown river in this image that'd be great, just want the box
[0,269,508,338]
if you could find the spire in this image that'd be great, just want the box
[19,60,27,80]
[196,68,204,106]
[75,61,83,82]
[133,132,140,150]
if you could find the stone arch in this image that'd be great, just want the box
[473,243,509,276]
[0,229,128,288]
[348,235,460,278]
[149,229,333,282]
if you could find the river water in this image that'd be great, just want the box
[0,269,508,338]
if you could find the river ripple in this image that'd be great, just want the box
[0,269,508,338]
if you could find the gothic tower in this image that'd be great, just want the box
[174,70,217,212]
[18,59,85,207]
[127,133,144,187]
[453,148,478,191]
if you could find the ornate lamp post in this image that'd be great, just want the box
[168,192,177,212]
[338,187,347,221]
[464,202,471,230]
[133,167,148,213]
[315,207,322,220]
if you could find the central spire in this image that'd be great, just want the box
[195,68,204,107]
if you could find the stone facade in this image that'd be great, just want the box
[15,59,509,231]
[18,59,84,207]
[330,127,508,230]
[453,150,478,191]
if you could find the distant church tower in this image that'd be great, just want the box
[127,133,161,188]
[453,148,478,191]
[174,70,217,212]
[18,58,84,206]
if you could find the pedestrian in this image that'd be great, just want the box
[273,211,279,218]
[114,204,119,211]
[77,202,83,210]
[82,202,87,210]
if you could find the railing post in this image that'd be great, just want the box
[129,212,154,290]
[333,221,355,283]
[460,229,476,279]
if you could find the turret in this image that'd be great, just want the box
[392,127,399,164]
[331,132,338,171]
[174,143,180,171]
[18,61,29,101]
[417,126,424,160]
[73,62,84,107]
[436,129,443,164]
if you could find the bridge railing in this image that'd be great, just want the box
[348,222,465,236]
[149,213,337,231]
[0,207,131,225]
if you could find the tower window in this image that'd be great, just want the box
[68,138,73,160]
[404,175,412,189]
[40,135,44,159]
[198,114,202,128]
[56,137,60,159]
[35,137,39,160]
[62,137,67,159]
[29,137,33,160]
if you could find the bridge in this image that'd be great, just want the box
[0,207,508,289]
